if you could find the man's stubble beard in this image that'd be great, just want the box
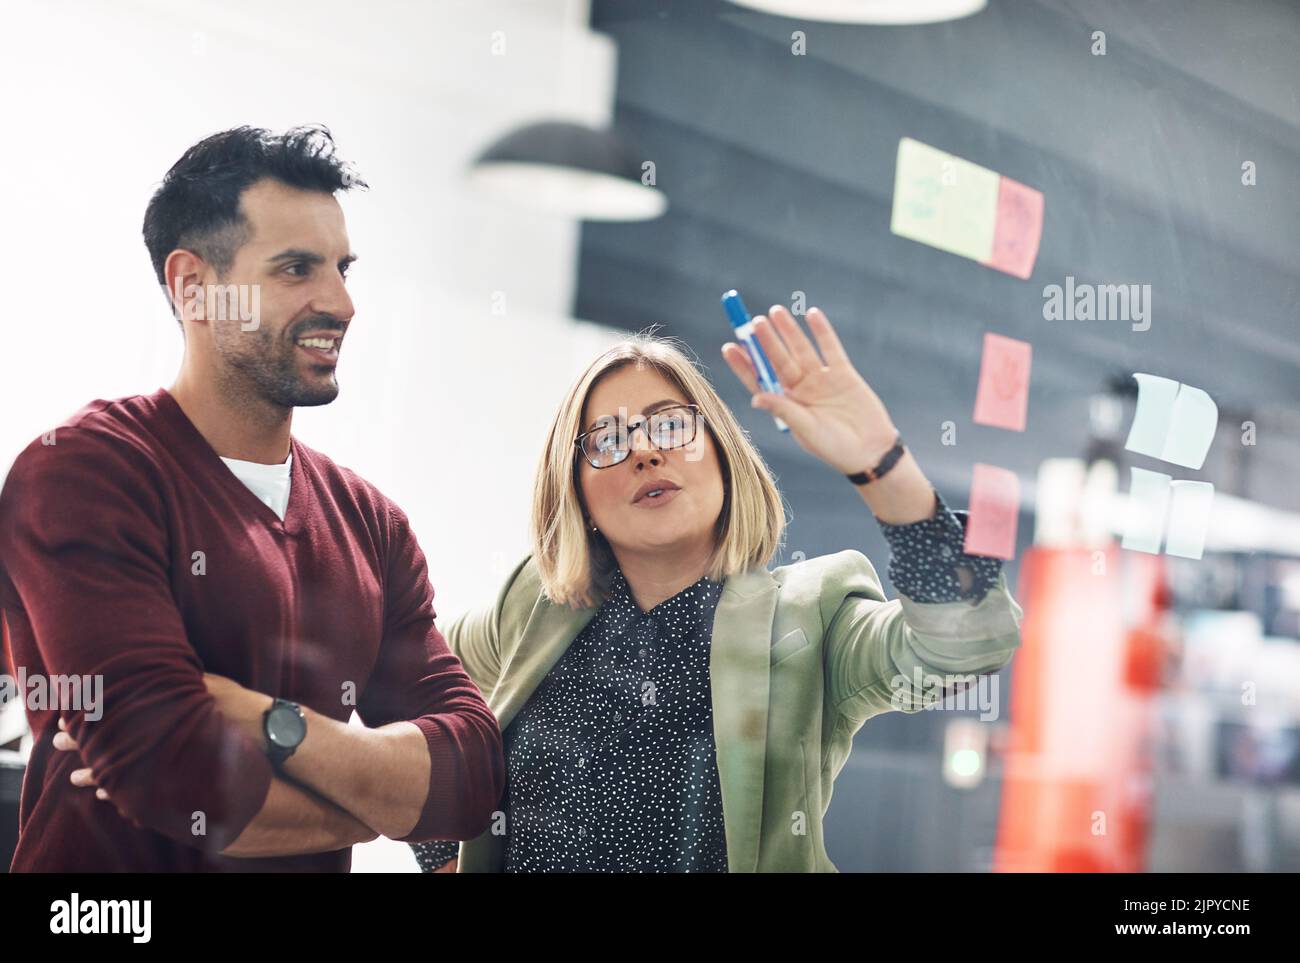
[213,320,340,410]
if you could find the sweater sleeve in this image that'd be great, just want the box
[0,428,274,851]
[356,502,505,844]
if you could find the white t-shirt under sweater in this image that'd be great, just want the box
[219,453,293,520]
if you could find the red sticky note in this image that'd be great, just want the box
[964,464,1020,560]
[973,332,1032,432]
[983,176,1044,280]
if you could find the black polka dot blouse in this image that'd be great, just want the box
[411,489,1000,872]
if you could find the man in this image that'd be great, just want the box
[0,125,504,871]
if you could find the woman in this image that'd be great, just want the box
[413,303,1022,873]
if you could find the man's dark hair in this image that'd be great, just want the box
[143,124,367,288]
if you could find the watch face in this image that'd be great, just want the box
[267,705,306,748]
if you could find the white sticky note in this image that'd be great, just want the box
[1121,467,1172,555]
[1162,384,1218,470]
[1125,374,1218,470]
[1165,481,1214,559]
[890,137,999,263]
[1125,373,1180,460]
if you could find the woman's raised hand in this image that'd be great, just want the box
[721,305,899,476]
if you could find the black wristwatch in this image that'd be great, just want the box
[263,698,307,770]
[846,434,906,486]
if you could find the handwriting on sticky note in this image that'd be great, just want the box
[890,137,1044,280]
[964,464,1020,560]
[973,332,1031,432]
[890,137,999,263]
[983,176,1044,280]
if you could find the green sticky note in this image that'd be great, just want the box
[890,137,999,263]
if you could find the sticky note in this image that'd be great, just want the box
[964,464,1020,560]
[1163,385,1218,470]
[984,176,1044,280]
[973,332,1032,432]
[891,137,999,263]
[1125,374,1218,470]
[1121,467,1172,555]
[890,137,1044,279]
[1124,374,1180,459]
[1165,480,1214,559]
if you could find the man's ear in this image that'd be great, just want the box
[163,249,208,323]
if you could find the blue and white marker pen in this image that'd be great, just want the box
[721,289,789,432]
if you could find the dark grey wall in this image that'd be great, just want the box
[577,0,1300,870]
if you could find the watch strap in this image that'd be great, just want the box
[263,698,305,770]
[847,434,905,486]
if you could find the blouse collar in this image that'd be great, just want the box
[600,567,724,637]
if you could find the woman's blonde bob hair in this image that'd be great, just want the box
[531,331,787,609]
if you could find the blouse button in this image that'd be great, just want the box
[577,756,585,768]
[614,711,622,722]
[639,648,650,659]
[939,544,953,558]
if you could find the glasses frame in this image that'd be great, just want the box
[574,403,704,469]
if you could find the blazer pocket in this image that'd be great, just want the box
[770,627,810,665]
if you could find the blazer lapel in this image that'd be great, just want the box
[489,595,598,731]
[709,566,778,873]
[466,567,779,874]
[459,596,598,873]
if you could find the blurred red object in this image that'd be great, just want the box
[993,545,1166,872]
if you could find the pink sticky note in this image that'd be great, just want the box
[973,332,1032,432]
[983,176,1044,280]
[964,464,1020,560]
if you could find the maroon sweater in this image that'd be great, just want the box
[0,388,504,871]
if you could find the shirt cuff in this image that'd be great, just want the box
[876,490,1003,603]
[411,839,460,872]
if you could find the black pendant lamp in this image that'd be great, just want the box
[468,121,667,221]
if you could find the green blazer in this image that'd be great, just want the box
[447,549,1023,872]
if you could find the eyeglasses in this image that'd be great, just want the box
[574,403,703,469]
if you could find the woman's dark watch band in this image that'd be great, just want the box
[846,434,906,486]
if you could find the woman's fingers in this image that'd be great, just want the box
[720,342,761,395]
[96,788,110,801]
[52,730,78,751]
[806,307,851,368]
[769,305,823,372]
[751,316,801,385]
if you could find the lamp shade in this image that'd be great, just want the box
[726,0,986,25]
[468,121,667,221]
